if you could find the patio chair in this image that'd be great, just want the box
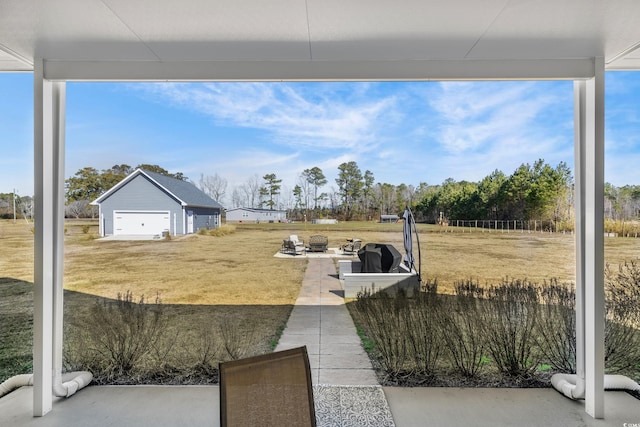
[289,234,306,255]
[289,235,306,254]
[219,346,316,427]
[281,239,305,255]
[307,235,328,252]
[341,238,362,255]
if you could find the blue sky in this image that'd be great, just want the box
[1,72,639,204]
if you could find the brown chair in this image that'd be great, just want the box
[220,346,316,427]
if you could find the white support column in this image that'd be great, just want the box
[33,59,66,417]
[51,81,67,406]
[573,78,586,404]
[574,58,605,419]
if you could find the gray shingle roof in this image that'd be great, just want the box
[142,169,224,209]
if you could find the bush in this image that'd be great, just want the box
[605,262,640,374]
[535,280,576,372]
[349,265,640,386]
[351,284,446,381]
[437,280,486,377]
[197,224,236,237]
[404,282,442,378]
[67,291,168,379]
[352,290,410,378]
[219,317,257,361]
[480,279,540,378]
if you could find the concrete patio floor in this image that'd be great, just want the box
[2,258,638,425]
[1,383,638,426]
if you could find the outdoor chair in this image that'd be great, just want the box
[281,239,305,255]
[307,235,328,252]
[288,235,306,254]
[289,235,305,250]
[219,346,316,427]
[341,238,362,255]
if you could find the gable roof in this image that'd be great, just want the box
[227,207,287,213]
[93,168,224,209]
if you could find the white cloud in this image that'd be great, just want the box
[429,81,567,156]
[134,82,397,150]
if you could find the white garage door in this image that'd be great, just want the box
[113,211,170,236]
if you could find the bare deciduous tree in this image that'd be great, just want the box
[199,173,228,204]
[65,199,91,218]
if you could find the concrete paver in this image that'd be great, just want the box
[275,257,378,386]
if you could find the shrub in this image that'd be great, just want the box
[81,224,90,234]
[68,291,168,379]
[481,279,540,378]
[352,285,445,380]
[219,317,257,361]
[209,224,236,237]
[535,280,576,372]
[352,290,410,378]
[404,282,442,377]
[437,280,486,377]
[604,262,640,374]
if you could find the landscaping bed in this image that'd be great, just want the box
[348,269,640,394]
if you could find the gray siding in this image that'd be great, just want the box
[189,206,221,232]
[100,174,183,235]
[227,209,287,222]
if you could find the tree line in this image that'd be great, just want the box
[0,192,33,220]
[417,160,573,225]
[58,159,640,225]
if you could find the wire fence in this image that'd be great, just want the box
[436,219,572,234]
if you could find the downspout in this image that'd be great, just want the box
[552,373,640,399]
[52,371,93,398]
[0,375,33,397]
[51,81,92,399]
[1,372,93,399]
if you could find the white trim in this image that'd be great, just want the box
[574,59,606,419]
[0,42,34,68]
[574,79,587,405]
[51,82,66,415]
[33,61,65,417]
[584,57,606,419]
[41,58,597,82]
[93,168,186,206]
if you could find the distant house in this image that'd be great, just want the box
[92,168,224,237]
[226,207,287,223]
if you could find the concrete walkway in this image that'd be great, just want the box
[275,257,378,385]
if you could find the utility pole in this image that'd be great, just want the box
[13,189,17,224]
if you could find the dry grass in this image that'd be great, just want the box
[2,219,640,383]
[63,230,306,305]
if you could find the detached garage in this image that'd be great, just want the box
[93,169,224,237]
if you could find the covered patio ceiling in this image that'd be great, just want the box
[1,0,639,422]
[1,0,640,79]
